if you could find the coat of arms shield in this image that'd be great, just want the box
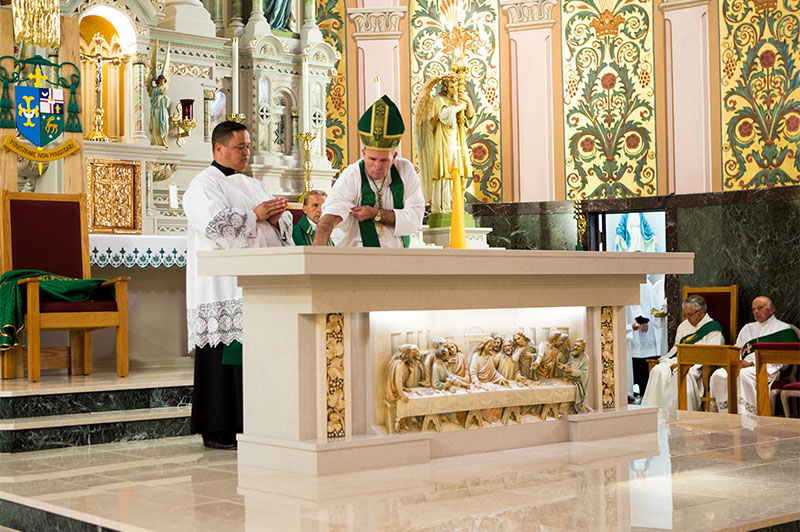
[15,86,65,148]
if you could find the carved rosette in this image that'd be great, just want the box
[348,7,408,40]
[500,0,558,29]
[600,306,615,409]
[86,158,142,234]
[326,313,345,439]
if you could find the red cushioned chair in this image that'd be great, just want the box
[752,342,800,417]
[0,191,129,382]
[676,285,739,412]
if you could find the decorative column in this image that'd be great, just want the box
[242,0,270,41]
[162,0,216,35]
[501,0,558,202]
[227,0,245,37]
[660,0,713,194]
[213,0,224,33]
[347,6,408,128]
[132,55,148,144]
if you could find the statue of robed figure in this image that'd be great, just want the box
[147,40,171,148]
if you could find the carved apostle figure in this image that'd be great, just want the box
[533,332,562,380]
[446,340,469,380]
[385,345,414,404]
[512,331,537,381]
[558,338,590,414]
[494,337,519,381]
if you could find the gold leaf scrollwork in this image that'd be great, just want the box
[326,313,346,438]
[600,306,615,409]
[86,158,142,234]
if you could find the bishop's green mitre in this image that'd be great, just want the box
[358,95,405,151]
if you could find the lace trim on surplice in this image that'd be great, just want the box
[187,298,243,350]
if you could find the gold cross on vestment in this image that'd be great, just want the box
[28,67,48,88]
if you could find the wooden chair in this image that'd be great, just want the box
[676,285,738,412]
[0,191,129,382]
[754,343,800,416]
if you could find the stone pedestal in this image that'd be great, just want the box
[422,226,494,249]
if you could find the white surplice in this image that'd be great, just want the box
[320,157,424,248]
[640,313,724,411]
[183,165,293,350]
[709,315,799,414]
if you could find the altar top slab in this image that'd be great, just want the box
[198,247,694,278]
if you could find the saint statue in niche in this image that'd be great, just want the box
[147,40,171,148]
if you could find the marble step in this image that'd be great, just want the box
[0,406,191,453]
[0,385,192,419]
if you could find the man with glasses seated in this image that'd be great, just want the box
[641,295,724,410]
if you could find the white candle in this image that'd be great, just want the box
[302,56,310,132]
[168,183,179,209]
[374,76,381,101]
[232,38,239,114]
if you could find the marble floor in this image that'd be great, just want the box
[1,409,798,531]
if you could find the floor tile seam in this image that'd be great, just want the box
[0,379,193,398]
[0,491,154,532]
[0,406,192,429]
[0,455,197,483]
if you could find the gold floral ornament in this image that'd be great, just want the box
[12,0,60,48]
[589,10,625,38]
[751,0,777,11]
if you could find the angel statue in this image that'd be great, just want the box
[415,70,475,214]
[147,40,171,148]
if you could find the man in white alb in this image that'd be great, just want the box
[641,295,724,410]
[183,121,294,449]
[313,95,424,247]
[709,296,799,414]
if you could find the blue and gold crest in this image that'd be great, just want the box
[15,86,65,148]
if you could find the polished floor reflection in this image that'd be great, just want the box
[0,410,798,531]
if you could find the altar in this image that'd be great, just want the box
[197,247,694,475]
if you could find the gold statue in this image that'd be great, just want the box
[415,69,475,214]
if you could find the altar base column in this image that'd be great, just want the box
[501,0,558,202]
[661,0,714,194]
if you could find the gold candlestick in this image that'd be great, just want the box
[170,106,198,148]
[296,131,316,201]
[573,199,587,251]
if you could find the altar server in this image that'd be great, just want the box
[313,96,424,247]
[184,121,293,449]
[710,296,799,414]
[641,295,724,410]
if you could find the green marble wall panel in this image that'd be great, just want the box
[676,198,800,329]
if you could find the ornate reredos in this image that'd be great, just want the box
[64,0,165,37]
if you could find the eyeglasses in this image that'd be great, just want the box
[683,309,702,318]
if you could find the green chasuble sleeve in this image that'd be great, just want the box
[741,328,800,355]
[0,269,114,351]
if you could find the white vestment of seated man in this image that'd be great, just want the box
[710,314,799,414]
[641,313,723,410]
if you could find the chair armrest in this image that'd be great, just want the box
[17,277,42,285]
[99,277,131,287]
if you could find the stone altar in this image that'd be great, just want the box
[197,248,694,475]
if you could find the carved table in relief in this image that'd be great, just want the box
[197,247,694,475]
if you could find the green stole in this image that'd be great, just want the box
[359,161,409,248]
[741,327,800,356]
[292,215,333,246]
[221,340,242,366]
[680,320,724,344]
[0,269,114,351]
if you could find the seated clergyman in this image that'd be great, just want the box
[640,295,724,410]
[709,296,800,414]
